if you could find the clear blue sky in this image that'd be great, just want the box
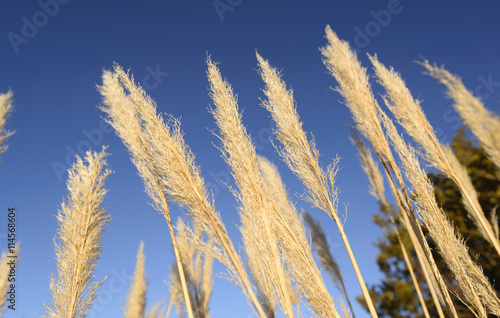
[1,0,500,317]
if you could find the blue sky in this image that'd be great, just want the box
[1,0,500,317]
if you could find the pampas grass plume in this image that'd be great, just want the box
[420,60,500,169]
[123,242,147,318]
[44,149,111,318]
[207,56,295,317]
[256,50,370,318]
[320,26,459,317]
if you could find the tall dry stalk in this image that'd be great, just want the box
[99,69,194,318]
[171,218,213,318]
[320,25,458,317]
[353,125,446,316]
[380,107,500,317]
[381,154,447,318]
[492,207,499,239]
[99,65,265,317]
[44,149,110,318]
[123,242,147,318]
[258,156,339,318]
[169,265,185,318]
[207,57,296,318]
[0,90,14,160]
[369,54,500,257]
[255,51,368,317]
[166,295,174,318]
[420,60,500,169]
[351,130,431,318]
[302,211,354,317]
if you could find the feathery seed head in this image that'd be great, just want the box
[320,27,391,161]
[44,149,111,318]
[123,242,147,318]
[257,51,340,218]
[207,56,296,317]
[420,60,500,169]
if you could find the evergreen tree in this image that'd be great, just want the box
[359,128,500,317]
